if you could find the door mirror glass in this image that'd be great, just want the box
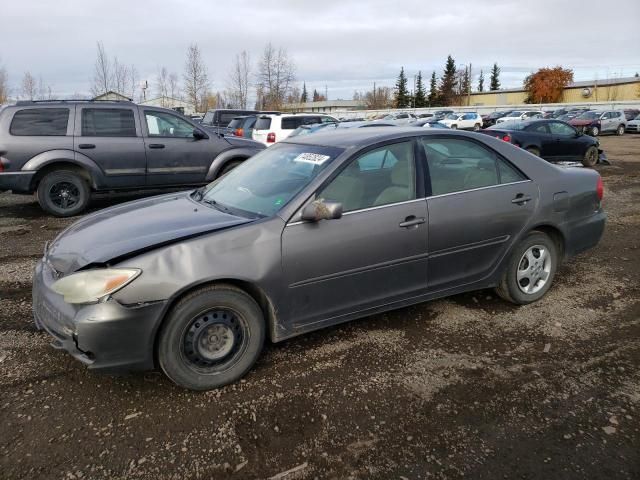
[301,200,343,222]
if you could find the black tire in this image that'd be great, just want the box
[495,231,558,305]
[450,124,458,130]
[616,124,625,136]
[219,160,242,177]
[473,123,481,131]
[582,146,598,167]
[525,147,541,157]
[158,284,265,390]
[590,126,599,137]
[36,170,90,217]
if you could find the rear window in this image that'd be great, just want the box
[82,108,136,137]
[254,117,272,130]
[10,108,69,136]
[202,111,214,125]
[227,118,244,129]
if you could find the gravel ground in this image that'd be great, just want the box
[1,136,639,480]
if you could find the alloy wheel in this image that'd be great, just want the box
[516,245,551,295]
[48,182,80,210]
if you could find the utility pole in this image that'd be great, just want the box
[325,85,328,102]
[373,81,376,109]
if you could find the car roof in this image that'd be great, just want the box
[282,126,465,148]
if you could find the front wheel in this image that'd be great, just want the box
[590,126,599,136]
[582,146,598,167]
[158,285,265,390]
[450,124,458,130]
[473,123,481,131]
[36,170,90,217]
[525,147,541,157]
[616,125,625,136]
[496,231,558,305]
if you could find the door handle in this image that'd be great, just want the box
[78,144,95,149]
[148,144,165,149]
[512,194,532,205]
[399,216,426,228]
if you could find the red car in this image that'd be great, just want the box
[569,110,626,136]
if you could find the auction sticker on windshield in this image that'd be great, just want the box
[293,153,331,165]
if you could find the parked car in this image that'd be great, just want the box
[481,119,604,167]
[201,109,259,131]
[252,113,338,145]
[623,109,640,121]
[413,119,449,128]
[0,100,265,216]
[439,112,483,130]
[496,110,544,124]
[418,113,434,118]
[625,114,640,133]
[375,112,417,125]
[556,108,591,122]
[569,110,627,136]
[288,122,339,138]
[432,109,455,119]
[227,115,257,138]
[482,111,513,128]
[33,127,605,390]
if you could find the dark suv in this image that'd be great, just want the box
[0,100,265,216]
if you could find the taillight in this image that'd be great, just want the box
[0,160,4,173]
[501,134,511,142]
[596,176,604,201]
[234,128,243,137]
[266,132,276,143]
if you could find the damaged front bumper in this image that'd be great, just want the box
[32,259,168,373]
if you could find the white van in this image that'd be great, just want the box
[252,113,338,145]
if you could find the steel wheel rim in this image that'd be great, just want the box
[49,181,80,210]
[181,308,246,372]
[516,245,551,295]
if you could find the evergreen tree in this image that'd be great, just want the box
[300,82,308,103]
[312,88,320,101]
[490,63,501,91]
[394,67,410,108]
[478,69,485,92]
[414,71,426,108]
[460,66,470,96]
[438,55,457,106]
[428,71,438,106]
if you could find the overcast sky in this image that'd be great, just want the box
[1,0,639,101]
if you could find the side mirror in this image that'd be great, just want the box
[193,129,208,140]
[301,200,343,222]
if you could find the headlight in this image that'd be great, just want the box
[51,268,141,304]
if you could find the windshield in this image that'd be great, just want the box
[506,111,522,117]
[200,143,344,218]
[635,114,640,120]
[227,118,244,129]
[202,111,214,125]
[576,111,600,120]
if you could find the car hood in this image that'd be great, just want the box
[223,135,265,149]
[46,192,251,274]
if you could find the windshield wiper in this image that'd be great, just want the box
[202,198,231,213]
[191,186,206,201]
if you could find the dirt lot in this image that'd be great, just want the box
[1,136,639,480]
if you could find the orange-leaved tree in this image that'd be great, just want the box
[523,67,573,103]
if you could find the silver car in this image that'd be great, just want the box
[33,128,606,390]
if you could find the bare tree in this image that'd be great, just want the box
[112,57,130,96]
[128,64,138,102]
[183,43,209,112]
[156,67,170,105]
[91,41,112,96]
[0,60,9,103]
[21,72,37,100]
[168,72,180,99]
[256,43,295,110]
[227,51,251,109]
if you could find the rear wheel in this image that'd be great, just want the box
[158,284,265,390]
[582,146,598,167]
[525,147,541,157]
[219,160,242,177]
[450,124,458,130]
[616,124,625,136]
[473,123,481,131]
[36,170,90,217]
[496,231,558,305]
[590,126,599,136]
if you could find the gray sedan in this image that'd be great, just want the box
[33,128,606,390]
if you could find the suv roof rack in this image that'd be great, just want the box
[15,99,133,106]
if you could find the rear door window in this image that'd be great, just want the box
[81,108,136,137]
[254,117,272,130]
[10,108,69,136]
[282,117,305,130]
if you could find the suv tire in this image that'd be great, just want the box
[582,146,598,167]
[496,231,558,305]
[36,170,90,217]
[616,124,625,136]
[158,284,265,390]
